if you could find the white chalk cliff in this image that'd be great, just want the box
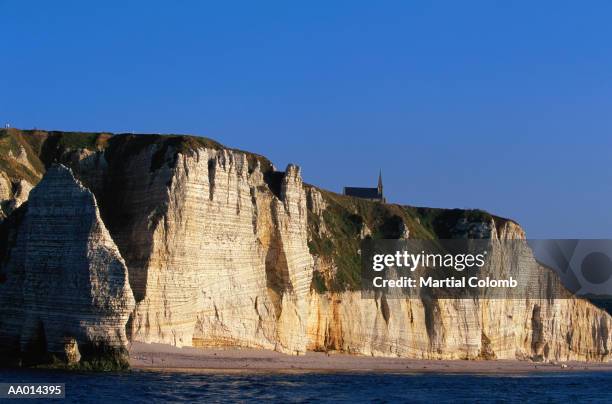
[0,165,134,366]
[0,129,609,367]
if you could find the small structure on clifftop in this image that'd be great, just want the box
[343,170,386,202]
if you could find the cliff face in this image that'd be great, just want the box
[0,165,134,368]
[97,145,313,353]
[0,128,610,367]
[307,220,611,361]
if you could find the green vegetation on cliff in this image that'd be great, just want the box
[0,128,275,182]
[0,129,112,185]
[0,129,46,183]
[306,187,514,292]
[307,188,434,291]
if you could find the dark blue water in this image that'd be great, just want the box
[1,369,611,403]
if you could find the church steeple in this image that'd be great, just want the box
[342,170,386,202]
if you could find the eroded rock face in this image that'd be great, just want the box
[69,143,611,362]
[0,172,12,220]
[0,174,33,222]
[306,221,612,361]
[0,165,134,367]
[0,131,610,364]
[83,144,313,353]
[134,153,313,353]
[306,287,611,361]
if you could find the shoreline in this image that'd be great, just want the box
[129,342,612,374]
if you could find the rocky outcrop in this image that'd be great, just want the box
[0,165,134,368]
[0,172,12,220]
[0,170,34,222]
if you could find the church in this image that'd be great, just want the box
[343,171,386,202]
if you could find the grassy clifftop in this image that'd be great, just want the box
[0,128,275,184]
[306,187,515,292]
[0,129,114,184]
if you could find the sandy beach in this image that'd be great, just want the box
[129,342,612,374]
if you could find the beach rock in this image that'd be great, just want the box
[64,337,81,365]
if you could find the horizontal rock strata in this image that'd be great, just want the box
[0,165,134,367]
[0,129,610,366]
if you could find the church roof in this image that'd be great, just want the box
[343,187,381,199]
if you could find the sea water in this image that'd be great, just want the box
[0,369,611,403]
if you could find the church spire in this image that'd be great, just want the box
[377,169,383,197]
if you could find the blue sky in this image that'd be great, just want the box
[1,1,611,238]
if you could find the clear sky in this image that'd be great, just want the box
[1,1,611,238]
